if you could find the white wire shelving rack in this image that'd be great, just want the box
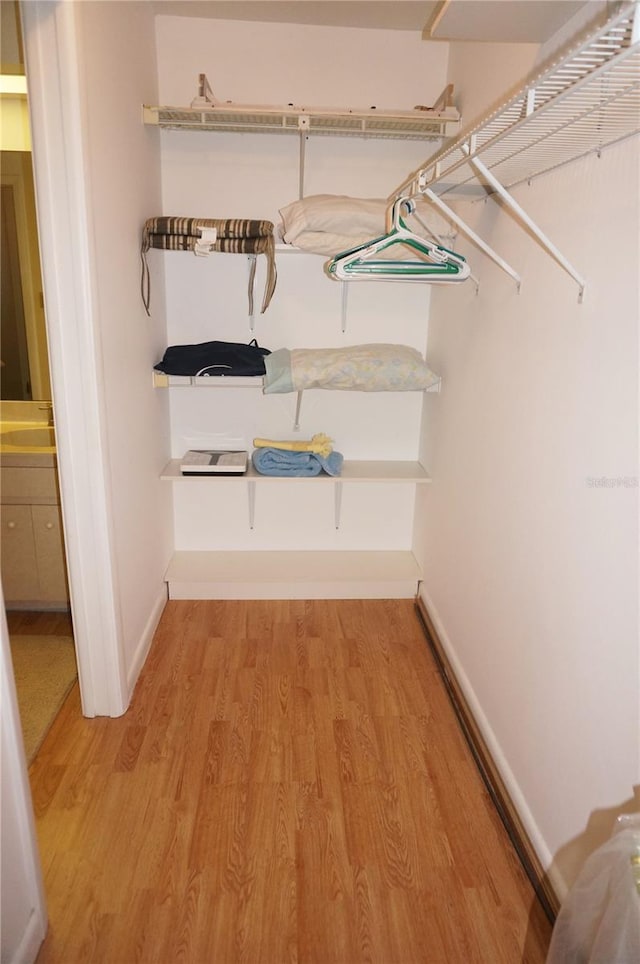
[143,89,460,142]
[392,1,640,300]
[143,103,461,140]
[144,79,461,200]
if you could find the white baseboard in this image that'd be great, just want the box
[166,550,421,600]
[417,584,565,905]
[9,908,47,964]
[169,580,419,600]
[125,585,168,699]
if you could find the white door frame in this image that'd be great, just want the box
[1,586,47,964]
[20,0,127,717]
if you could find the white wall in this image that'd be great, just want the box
[154,17,450,552]
[446,39,538,131]
[444,1,611,132]
[415,31,639,896]
[155,17,450,112]
[73,1,172,693]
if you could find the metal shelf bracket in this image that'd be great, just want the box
[420,179,521,291]
[293,391,303,431]
[334,482,343,530]
[247,479,256,529]
[460,146,586,302]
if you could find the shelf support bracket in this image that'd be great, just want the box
[293,391,303,431]
[334,482,343,530]
[247,480,256,529]
[298,116,310,199]
[421,184,521,290]
[460,145,586,302]
[341,282,349,332]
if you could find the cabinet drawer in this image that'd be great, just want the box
[1,466,59,504]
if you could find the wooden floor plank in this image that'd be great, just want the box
[32,599,551,963]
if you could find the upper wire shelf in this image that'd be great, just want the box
[394,1,640,200]
[143,82,460,142]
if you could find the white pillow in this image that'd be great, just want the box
[263,345,440,394]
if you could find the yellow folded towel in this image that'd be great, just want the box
[253,432,333,458]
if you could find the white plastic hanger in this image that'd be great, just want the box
[327,197,470,283]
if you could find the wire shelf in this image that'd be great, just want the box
[143,103,461,142]
[395,2,640,198]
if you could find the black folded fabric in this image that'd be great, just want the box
[154,339,271,377]
[141,216,277,315]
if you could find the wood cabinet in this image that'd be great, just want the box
[1,504,39,601]
[1,464,69,608]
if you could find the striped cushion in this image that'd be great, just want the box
[141,217,276,315]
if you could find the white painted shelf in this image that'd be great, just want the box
[165,550,422,600]
[152,371,263,388]
[160,459,431,484]
[152,371,442,392]
[162,459,430,531]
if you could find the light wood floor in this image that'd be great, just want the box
[31,599,552,963]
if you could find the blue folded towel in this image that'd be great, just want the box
[252,447,343,477]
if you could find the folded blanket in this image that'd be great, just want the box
[252,447,343,477]
[141,216,276,315]
[278,194,453,257]
[253,433,333,458]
